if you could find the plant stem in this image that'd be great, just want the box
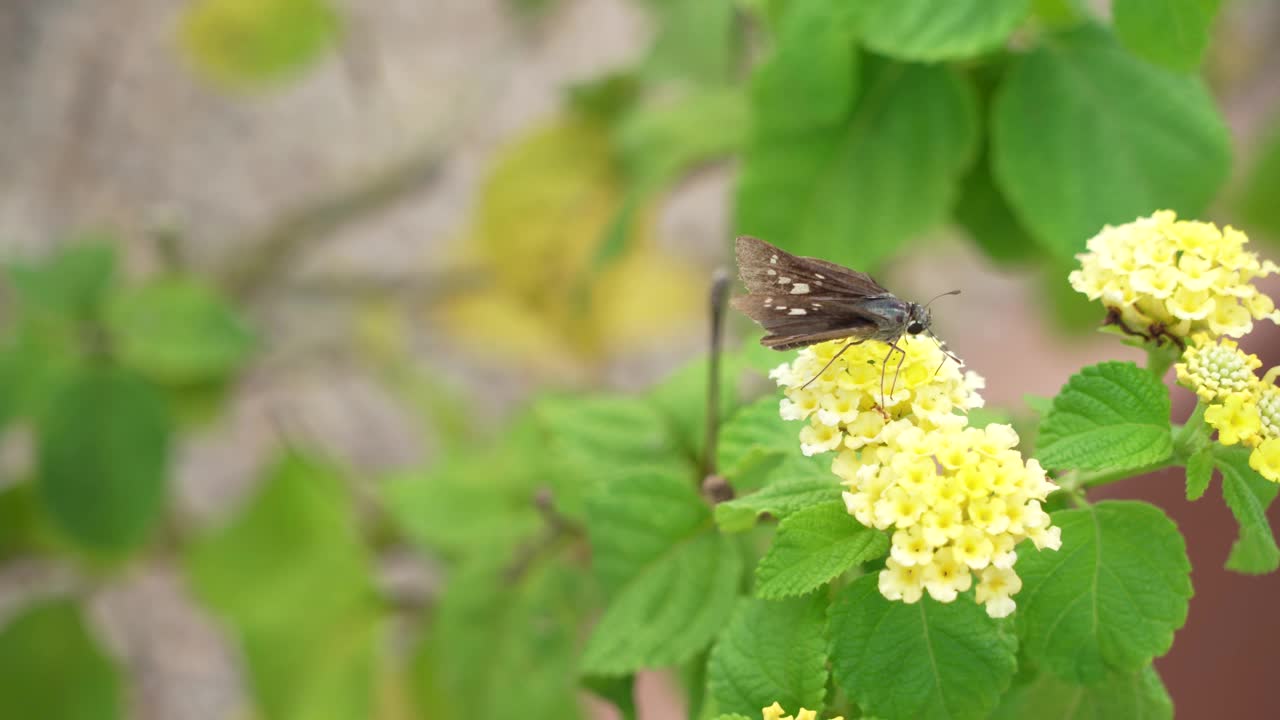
[1172,401,1210,458]
[701,269,731,482]
[1072,457,1179,489]
[1145,342,1181,380]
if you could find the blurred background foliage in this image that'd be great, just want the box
[3,0,1280,718]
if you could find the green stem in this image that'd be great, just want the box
[1172,401,1210,460]
[1071,457,1179,490]
[1145,342,1182,380]
[1069,404,1209,490]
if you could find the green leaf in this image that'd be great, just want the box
[708,595,829,716]
[535,394,685,519]
[955,140,1041,265]
[1032,0,1088,27]
[617,88,746,191]
[755,502,888,599]
[7,242,115,320]
[648,354,743,468]
[383,459,543,560]
[186,453,380,720]
[737,56,978,269]
[582,674,637,720]
[0,600,123,720]
[425,553,586,720]
[1239,114,1280,241]
[860,0,1032,62]
[1036,362,1172,473]
[711,716,753,720]
[715,456,843,532]
[643,0,737,86]
[1214,445,1280,574]
[1015,501,1192,683]
[991,665,1172,720]
[37,368,171,552]
[992,23,1231,259]
[107,278,254,385]
[829,575,1017,720]
[749,0,860,136]
[384,413,546,558]
[582,467,742,674]
[1185,446,1213,501]
[1113,0,1220,72]
[717,395,793,479]
[181,0,342,88]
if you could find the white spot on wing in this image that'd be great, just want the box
[815,274,825,280]
[790,283,810,294]
[778,277,792,284]
[789,308,807,315]
[767,269,777,276]
[770,255,778,264]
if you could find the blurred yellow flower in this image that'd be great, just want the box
[1068,211,1280,344]
[761,702,842,720]
[772,337,1060,617]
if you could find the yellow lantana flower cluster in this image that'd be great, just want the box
[1176,338,1280,482]
[1068,210,1279,343]
[762,702,842,720]
[771,336,1061,618]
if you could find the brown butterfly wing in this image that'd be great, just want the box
[730,294,880,350]
[734,236,890,298]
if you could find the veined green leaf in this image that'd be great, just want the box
[1015,501,1192,682]
[749,0,860,136]
[715,456,843,533]
[717,395,793,480]
[1214,445,1280,574]
[737,56,978,269]
[708,595,829,716]
[992,23,1230,258]
[1037,362,1172,473]
[755,501,887,599]
[1185,446,1213,501]
[990,664,1172,720]
[582,467,742,674]
[423,552,586,720]
[829,575,1017,720]
[535,394,686,519]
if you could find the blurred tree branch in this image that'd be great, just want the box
[218,140,451,302]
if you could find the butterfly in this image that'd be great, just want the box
[730,235,958,397]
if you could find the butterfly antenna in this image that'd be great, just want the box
[925,289,962,309]
[930,333,962,376]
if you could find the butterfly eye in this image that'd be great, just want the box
[907,322,925,334]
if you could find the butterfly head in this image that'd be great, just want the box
[905,303,931,336]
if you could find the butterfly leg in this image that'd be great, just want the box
[879,340,908,412]
[799,340,865,390]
